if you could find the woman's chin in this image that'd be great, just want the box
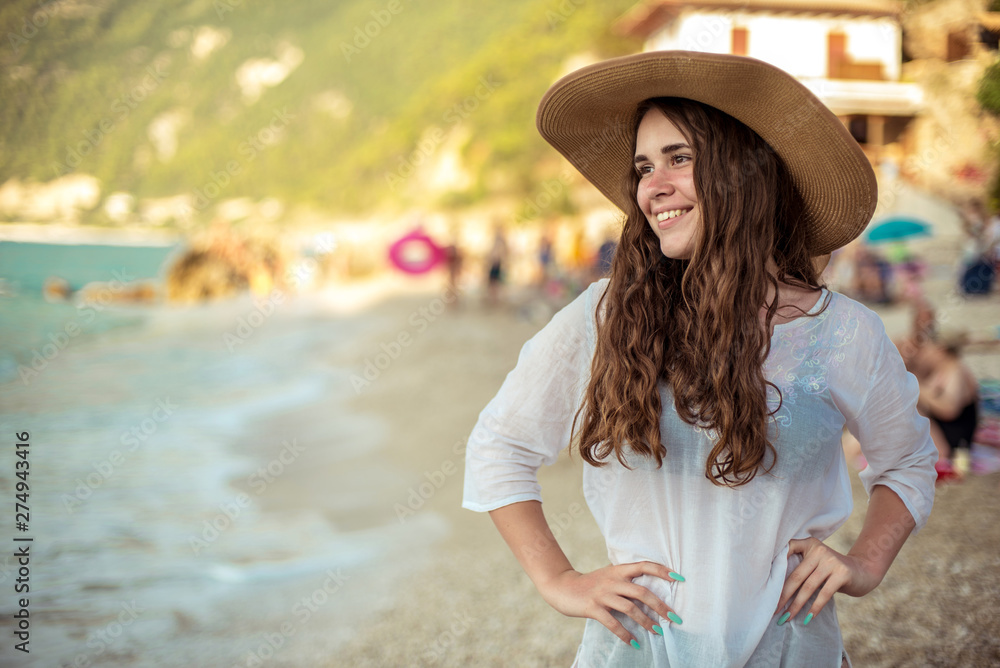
[659,244,693,261]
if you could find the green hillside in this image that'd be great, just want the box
[0,0,639,223]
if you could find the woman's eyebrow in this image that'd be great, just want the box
[633,143,691,163]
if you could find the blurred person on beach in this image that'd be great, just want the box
[443,225,464,307]
[883,241,926,305]
[959,199,997,295]
[594,233,618,280]
[893,299,937,374]
[959,199,989,248]
[463,52,936,667]
[485,222,509,307]
[892,303,979,481]
[537,225,556,288]
[987,209,1000,271]
[569,228,589,276]
[914,332,980,482]
[851,245,891,304]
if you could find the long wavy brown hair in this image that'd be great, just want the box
[571,97,828,486]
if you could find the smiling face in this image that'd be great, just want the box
[634,107,701,260]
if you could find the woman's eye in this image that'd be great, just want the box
[671,154,692,166]
[637,164,653,175]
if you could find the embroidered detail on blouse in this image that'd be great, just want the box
[766,296,862,427]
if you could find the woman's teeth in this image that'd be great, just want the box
[656,209,688,222]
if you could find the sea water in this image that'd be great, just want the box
[0,240,180,385]
[0,241,447,666]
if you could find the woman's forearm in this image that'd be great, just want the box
[488,500,575,589]
[845,484,916,590]
[488,500,679,646]
[779,483,920,617]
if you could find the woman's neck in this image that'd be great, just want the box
[761,258,824,328]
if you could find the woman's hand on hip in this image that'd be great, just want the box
[536,561,683,648]
[776,537,883,624]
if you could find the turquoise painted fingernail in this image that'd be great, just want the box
[803,613,813,626]
[667,611,683,625]
[652,625,663,636]
[668,571,686,582]
[630,639,640,650]
[777,612,790,626]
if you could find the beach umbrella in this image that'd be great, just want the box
[865,217,931,244]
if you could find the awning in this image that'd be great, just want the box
[799,78,923,116]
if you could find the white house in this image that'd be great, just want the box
[615,0,924,164]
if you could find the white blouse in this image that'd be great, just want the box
[463,278,937,667]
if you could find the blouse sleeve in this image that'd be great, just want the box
[835,309,938,533]
[461,279,604,512]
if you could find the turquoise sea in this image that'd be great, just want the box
[0,240,180,384]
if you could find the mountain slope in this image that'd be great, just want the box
[0,0,638,221]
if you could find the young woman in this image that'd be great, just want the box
[462,51,937,667]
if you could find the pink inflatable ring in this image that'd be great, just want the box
[388,230,445,274]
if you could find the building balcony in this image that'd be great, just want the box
[798,77,923,116]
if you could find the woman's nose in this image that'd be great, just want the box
[644,170,675,197]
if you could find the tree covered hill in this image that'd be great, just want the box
[0,0,638,222]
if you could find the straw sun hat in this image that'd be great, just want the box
[536,50,878,256]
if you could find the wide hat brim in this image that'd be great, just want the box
[536,50,877,256]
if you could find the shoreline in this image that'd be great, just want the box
[0,222,182,246]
